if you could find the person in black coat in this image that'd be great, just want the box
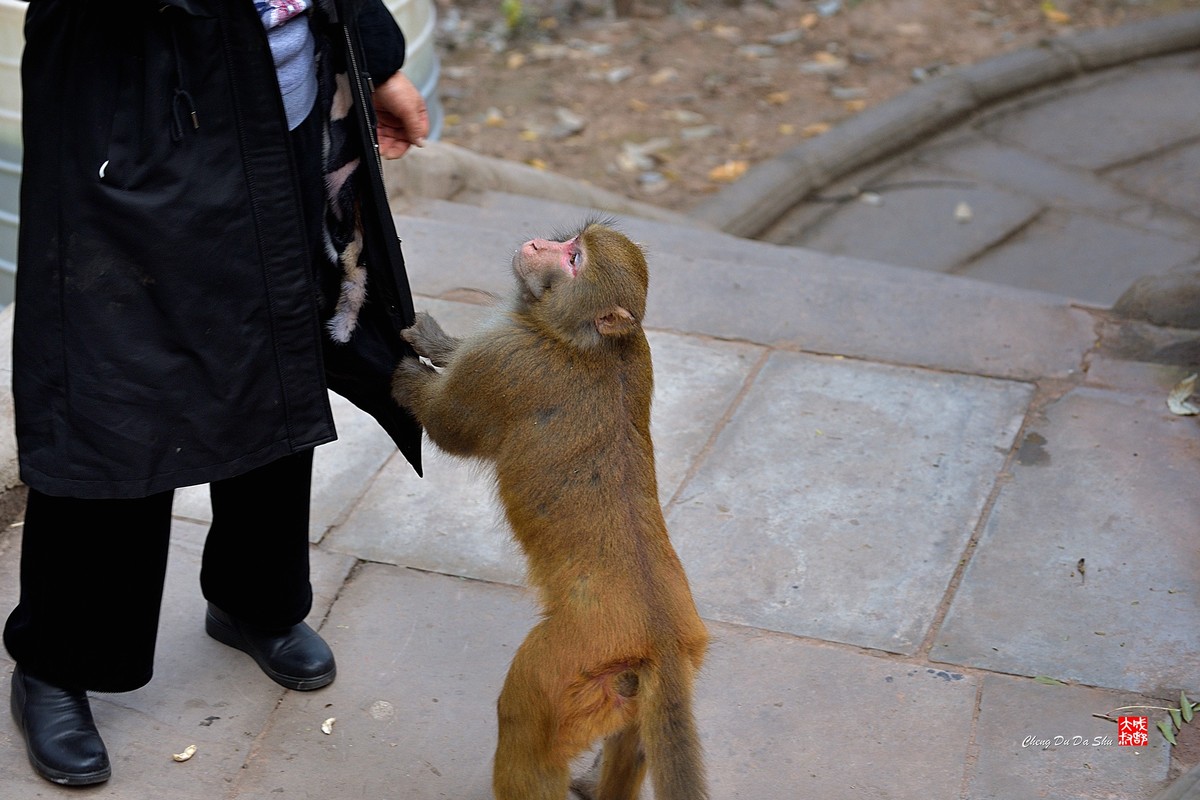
[3,0,428,785]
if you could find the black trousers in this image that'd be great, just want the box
[2,448,316,693]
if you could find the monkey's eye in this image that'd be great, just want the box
[569,248,583,272]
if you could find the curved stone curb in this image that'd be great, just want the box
[383,140,705,228]
[687,9,1200,239]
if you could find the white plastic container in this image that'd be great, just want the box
[0,0,24,306]
[388,0,444,140]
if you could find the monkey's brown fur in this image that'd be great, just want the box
[392,222,709,800]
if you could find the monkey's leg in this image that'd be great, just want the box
[493,629,574,800]
[401,311,460,367]
[570,722,646,800]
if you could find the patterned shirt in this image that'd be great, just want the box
[254,1,317,129]
[255,0,313,29]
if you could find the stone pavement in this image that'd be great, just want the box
[762,47,1200,308]
[1,19,1200,800]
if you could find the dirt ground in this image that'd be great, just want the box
[431,0,1200,212]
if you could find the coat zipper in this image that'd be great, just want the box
[341,24,387,181]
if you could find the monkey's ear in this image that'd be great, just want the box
[595,307,638,337]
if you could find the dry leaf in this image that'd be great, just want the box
[526,158,548,170]
[766,91,790,106]
[1042,2,1071,24]
[519,130,539,142]
[779,123,796,135]
[800,12,819,29]
[844,99,867,112]
[628,98,649,112]
[321,717,336,735]
[708,160,748,182]
[506,52,526,70]
[712,24,742,42]
[1167,373,1200,415]
[172,744,197,763]
[649,68,679,86]
[801,122,831,138]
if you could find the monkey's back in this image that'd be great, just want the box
[462,316,705,659]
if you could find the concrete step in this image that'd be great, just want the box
[394,196,1097,381]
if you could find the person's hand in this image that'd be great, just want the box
[373,71,429,159]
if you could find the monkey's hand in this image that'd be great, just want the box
[390,357,437,412]
[402,312,460,368]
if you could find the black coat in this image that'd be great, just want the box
[13,0,421,499]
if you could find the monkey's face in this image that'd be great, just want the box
[512,234,582,300]
[511,222,649,348]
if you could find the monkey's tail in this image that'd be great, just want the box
[642,648,709,800]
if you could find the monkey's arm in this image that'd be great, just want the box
[402,311,461,368]
[391,357,500,457]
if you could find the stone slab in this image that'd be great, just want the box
[799,165,1043,273]
[323,316,762,585]
[934,386,1200,696]
[921,134,1141,215]
[1084,357,1196,397]
[1108,138,1200,217]
[646,247,1097,381]
[981,58,1200,170]
[397,205,1100,381]
[958,209,1198,305]
[968,673,1170,799]
[667,350,1033,654]
[0,518,355,799]
[234,563,982,799]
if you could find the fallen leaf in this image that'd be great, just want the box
[506,52,526,70]
[1167,374,1199,415]
[708,160,748,182]
[519,130,539,142]
[711,24,742,43]
[778,123,796,135]
[526,158,548,170]
[766,91,790,105]
[801,122,831,137]
[844,99,867,112]
[628,98,649,112]
[1034,675,1067,686]
[172,744,197,763]
[649,67,679,86]
[800,12,819,29]
[1041,1,1071,24]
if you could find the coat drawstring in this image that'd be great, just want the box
[165,11,200,141]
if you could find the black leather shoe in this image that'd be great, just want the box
[10,666,111,786]
[205,603,336,691]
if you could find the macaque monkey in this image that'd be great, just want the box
[392,221,709,800]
